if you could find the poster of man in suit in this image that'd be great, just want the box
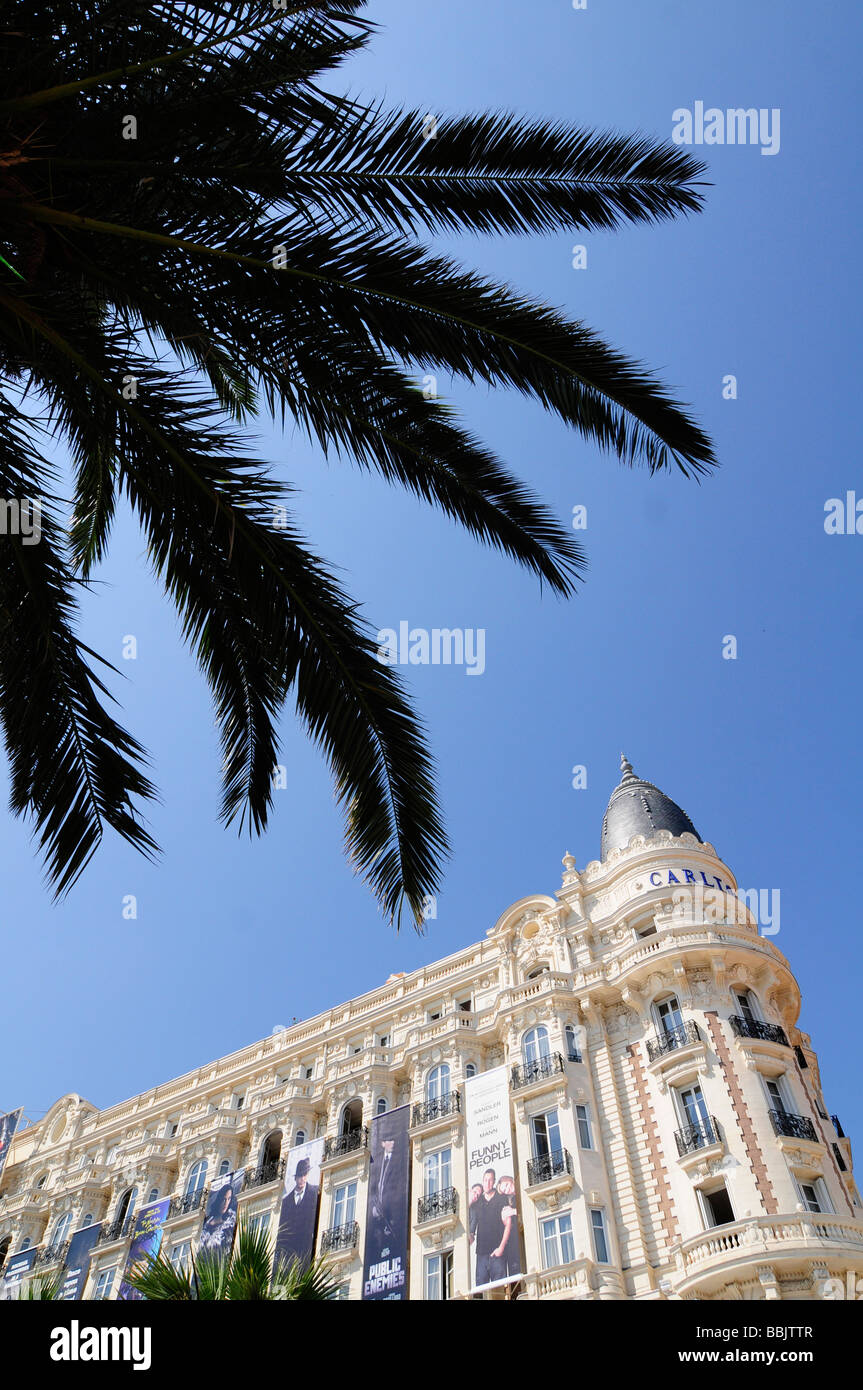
[362,1105,410,1300]
[273,1137,324,1273]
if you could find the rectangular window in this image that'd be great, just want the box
[531,1109,562,1159]
[424,1148,452,1197]
[702,1185,735,1228]
[765,1078,788,1115]
[305,1066,314,1080]
[234,1094,245,1110]
[540,1213,574,1269]
[798,1180,832,1215]
[735,991,758,1024]
[425,1250,454,1300]
[247,1211,271,1239]
[93,1267,115,1301]
[332,1281,351,1301]
[378,1035,390,1048]
[169,1241,191,1275]
[590,1208,610,1263]
[576,1104,593,1150]
[333,1180,358,1228]
[677,1084,710,1130]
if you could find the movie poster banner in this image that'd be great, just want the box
[57,1223,103,1300]
[273,1137,324,1274]
[118,1198,170,1301]
[0,1108,22,1184]
[0,1245,37,1300]
[465,1066,524,1293]
[198,1168,244,1259]
[362,1104,410,1300]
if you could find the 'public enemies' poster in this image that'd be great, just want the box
[362,1105,410,1300]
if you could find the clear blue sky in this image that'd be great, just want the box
[3,0,861,1150]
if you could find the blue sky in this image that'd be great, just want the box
[2,0,861,1151]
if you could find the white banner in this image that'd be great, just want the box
[465,1066,524,1292]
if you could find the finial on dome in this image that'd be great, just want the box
[620,752,635,781]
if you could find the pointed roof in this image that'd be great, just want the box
[600,755,700,861]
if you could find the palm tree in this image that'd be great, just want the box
[122,1219,338,1300]
[0,1,714,924]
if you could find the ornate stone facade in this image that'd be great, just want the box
[1,767,860,1301]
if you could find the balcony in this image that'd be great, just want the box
[675,1116,721,1158]
[35,1241,70,1267]
[319,1221,359,1255]
[411,1092,461,1127]
[769,1110,817,1143]
[673,1213,863,1297]
[646,1021,701,1062]
[95,1214,136,1246]
[527,1149,573,1187]
[243,1158,286,1192]
[510,1053,565,1091]
[168,1187,209,1219]
[729,1015,789,1047]
[832,1115,846,1139]
[323,1128,368,1162]
[417,1187,458,1224]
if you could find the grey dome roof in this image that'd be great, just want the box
[600,755,700,861]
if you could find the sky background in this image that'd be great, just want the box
[2,0,861,1152]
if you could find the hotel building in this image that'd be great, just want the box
[1,758,860,1300]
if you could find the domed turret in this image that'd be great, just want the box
[600,754,700,861]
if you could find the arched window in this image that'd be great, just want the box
[426,1064,451,1102]
[52,1212,73,1249]
[81,1213,93,1229]
[35,1173,48,1190]
[295,1129,306,1147]
[115,1186,138,1230]
[376,1097,387,1115]
[259,1131,283,1169]
[147,1187,159,1204]
[526,964,550,981]
[218,1159,231,1178]
[184,1160,208,1196]
[522,1026,550,1065]
[340,1099,363,1136]
[465,1062,477,1079]
[565,1025,581,1063]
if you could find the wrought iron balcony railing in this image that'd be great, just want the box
[566,1047,583,1064]
[527,1149,573,1186]
[168,1187,209,1219]
[320,1221,359,1253]
[729,1016,789,1047]
[411,1091,461,1126]
[646,1021,701,1062]
[417,1187,458,1223]
[95,1214,136,1245]
[323,1127,368,1161]
[243,1158,286,1191]
[510,1053,565,1090]
[769,1109,817,1142]
[674,1116,720,1157]
[36,1240,70,1266]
